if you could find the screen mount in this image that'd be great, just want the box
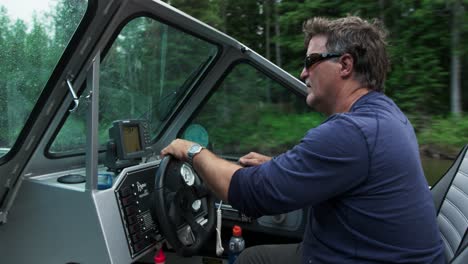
[105,120,151,172]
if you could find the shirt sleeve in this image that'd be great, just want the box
[227,116,370,218]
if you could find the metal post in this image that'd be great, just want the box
[85,51,100,190]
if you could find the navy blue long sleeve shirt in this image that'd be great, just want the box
[228,91,445,263]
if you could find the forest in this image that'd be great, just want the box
[0,0,467,162]
[167,0,468,158]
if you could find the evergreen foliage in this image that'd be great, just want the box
[170,0,468,153]
[0,0,467,154]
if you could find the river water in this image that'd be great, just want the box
[421,157,454,186]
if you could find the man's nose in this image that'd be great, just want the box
[300,67,308,81]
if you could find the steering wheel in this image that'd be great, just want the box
[153,155,216,257]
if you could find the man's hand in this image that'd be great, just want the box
[160,139,241,202]
[160,139,195,162]
[239,152,272,167]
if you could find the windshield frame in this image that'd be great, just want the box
[44,13,222,159]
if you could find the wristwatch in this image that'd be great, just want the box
[187,143,203,167]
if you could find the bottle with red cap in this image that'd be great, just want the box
[228,225,245,264]
[154,248,166,264]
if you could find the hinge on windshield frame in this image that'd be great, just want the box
[66,76,80,112]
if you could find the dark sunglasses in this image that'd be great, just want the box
[304,53,342,69]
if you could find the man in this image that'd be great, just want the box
[161,16,445,263]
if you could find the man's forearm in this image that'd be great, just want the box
[192,149,242,201]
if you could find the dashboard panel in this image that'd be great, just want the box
[115,164,163,258]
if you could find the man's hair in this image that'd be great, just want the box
[303,16,390,92]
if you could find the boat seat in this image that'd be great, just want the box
[431,145,468,263]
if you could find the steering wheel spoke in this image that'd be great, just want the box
[189,217,210,239]
[192,184,211,199]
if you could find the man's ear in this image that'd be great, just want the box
[339,53,354,78]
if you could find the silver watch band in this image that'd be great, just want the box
[187,144,203,167]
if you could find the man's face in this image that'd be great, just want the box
[300,36,340,114]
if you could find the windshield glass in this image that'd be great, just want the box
[0,0,88,158]
[50,16,218,153]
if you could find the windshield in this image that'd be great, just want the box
[50,16,218,153]
[0,0,89,158]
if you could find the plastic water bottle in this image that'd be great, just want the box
[228,225,245,264]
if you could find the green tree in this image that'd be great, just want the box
[449,0,464,115]
[168,0,223,28]
[51,0,87,51]
[385,1,451,118]
[0,6,11,145]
